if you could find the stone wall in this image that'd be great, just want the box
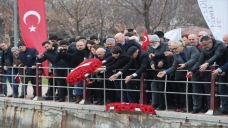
[0,99,228,128]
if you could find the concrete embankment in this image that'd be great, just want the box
[0,98,228,128]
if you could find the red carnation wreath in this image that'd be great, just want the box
[66,58,102,85]
[106,102,156,115]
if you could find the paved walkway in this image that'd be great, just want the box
[2,83,48,99]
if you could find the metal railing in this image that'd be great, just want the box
[0,63,227,115]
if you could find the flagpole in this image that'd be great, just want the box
[13,0,18,46]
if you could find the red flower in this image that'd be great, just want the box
[121,105,127,111]
[66,58,102,84]
[105,102,156,115]
[106,105,110,111]
[198,45,202,49]
[185,74,192,79]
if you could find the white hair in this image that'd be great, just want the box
[129,36,139,42]
[171,40,183,46]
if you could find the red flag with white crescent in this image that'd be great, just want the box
[142,30,149,51]
[18,0,48,76]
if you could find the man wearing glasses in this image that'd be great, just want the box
[187,35,226,114]
[157,40,199,112]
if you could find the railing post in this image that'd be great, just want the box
[33,63,44,100]
[0,66,4,97]
[79,79,92,105]
[140,73,147,104]
[206,63,221,115]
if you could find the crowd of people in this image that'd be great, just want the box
[1,29,228,115]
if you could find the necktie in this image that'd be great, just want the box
[180,52,187,62]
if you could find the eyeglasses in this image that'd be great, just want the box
[171,46,180,51]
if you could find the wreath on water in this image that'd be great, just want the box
[66,58,102,85]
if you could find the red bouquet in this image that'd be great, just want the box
[66,58,102,85]
[106,102,156,115]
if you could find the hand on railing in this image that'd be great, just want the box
[177,64,186,69]
[199,63,209,72]
[109,73,120,81]
[95,67,105,73]
[157,71,166,78]
[151,64,155,70]
[211,70,226,76]
[3,66,8,70]
[125,75,133,84]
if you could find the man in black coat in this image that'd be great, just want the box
[0,42,18,97]
[94,48,113,104]
[18,43,38,99]
[96,46,131,102]
[115,33,141,52]
[187,35,226,114]
[148,34,169,110]
[73,41,87,104]
[109,46,149,103]
[54,40,78,102]
[37,41,68,101]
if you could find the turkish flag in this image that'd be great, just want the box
[18,0,48,76]
[142,30,150,51]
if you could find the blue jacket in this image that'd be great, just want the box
[116,39,141,52]
[19,48,38,75]
[219,63,228,72]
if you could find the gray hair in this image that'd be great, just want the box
[129,36,139,42]
[171,40,183,46]
[106,38,115,43]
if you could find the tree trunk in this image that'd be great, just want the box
[143,1,151,34]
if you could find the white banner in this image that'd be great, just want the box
[197,0,228,40]
[164,28,182,40]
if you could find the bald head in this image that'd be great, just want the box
[96,48,106,59]
[198,31,208,38]
[76,41,85,50]
[188,34,198,46]
[114,33,125,44]
[223,33,228,45]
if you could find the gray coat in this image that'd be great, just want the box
[166,46,200,79]
[148,42,169,69]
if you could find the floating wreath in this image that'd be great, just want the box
[106,102,156,115]
[66,58,102,85]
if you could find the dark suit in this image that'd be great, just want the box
[167,46,200,76]
[217,45,228,111]
[93,50,113,103]
[55,46,81,100]
[166,46,199,109]
[120,50,149,103]
[117,39,141,52]
[37,46,68,97]
[106,52,131,102]
[191,40,226,110]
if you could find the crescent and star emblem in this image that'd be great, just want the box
[143,36,148,42]
[23,10,41,32]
